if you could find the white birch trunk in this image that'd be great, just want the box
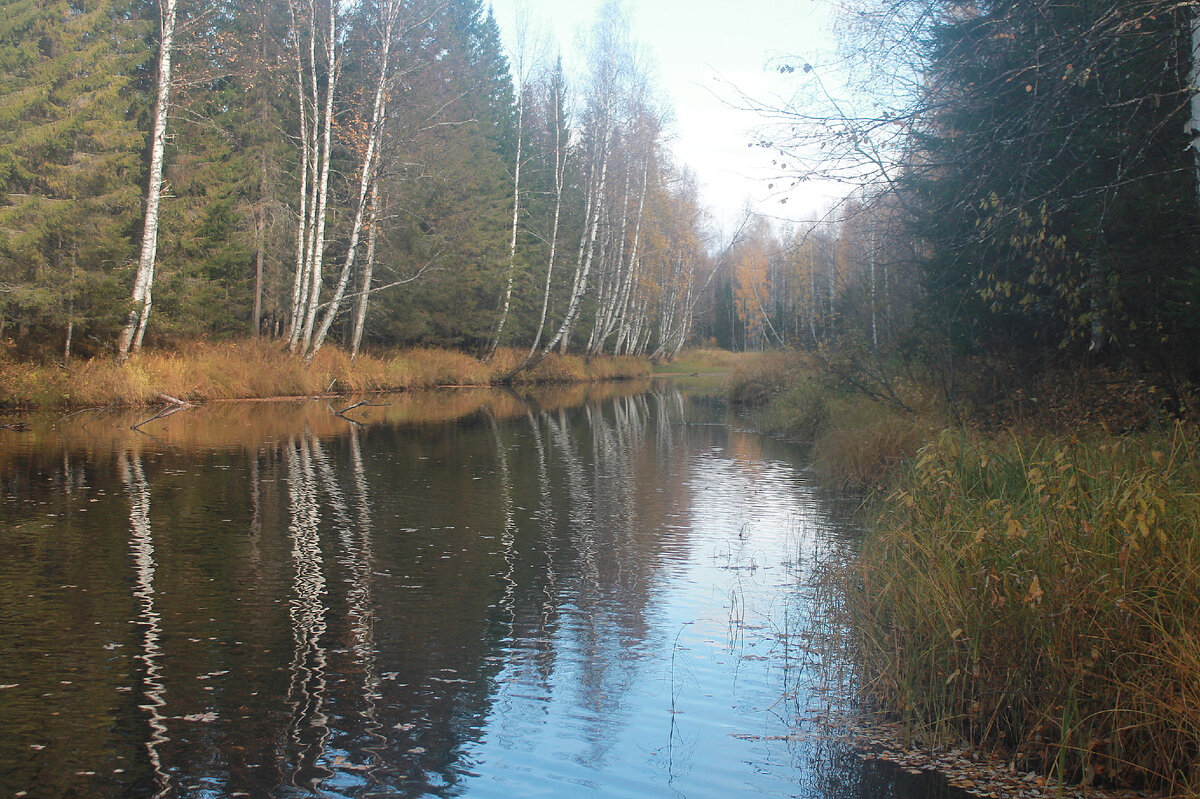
[611,149,650,353]
[588,166,629,353]
[1191,10,1200,211]
[869,226,877,350]
[505,70,568,380]
[117,0,177,358]
[544,123,612,359]
[304,0,395,361]
[286,0,312,350]
[486,94,524,359]
[298,0,338,355]
[350,183,380,359]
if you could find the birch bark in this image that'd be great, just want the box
[117,0,177,358]
[304,0,398,361]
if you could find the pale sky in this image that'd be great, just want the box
[486,0,846,235]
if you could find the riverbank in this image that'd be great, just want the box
[730,352,1200,796]
[0,339,650,409]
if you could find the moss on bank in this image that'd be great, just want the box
[0,339,650,409]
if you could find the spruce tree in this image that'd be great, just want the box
[0,0,147,354]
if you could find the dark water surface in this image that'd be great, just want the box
[0,381,950,798]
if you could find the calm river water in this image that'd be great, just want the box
[0,380,954,798]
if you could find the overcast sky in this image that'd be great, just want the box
[486,0,845,235]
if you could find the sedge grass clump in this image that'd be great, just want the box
[727,350,804,406]
[842,426,1200,793]
[729,350,937,489]
[399,347,492,387]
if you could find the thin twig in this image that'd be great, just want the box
[131,402,189,431]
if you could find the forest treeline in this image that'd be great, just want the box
[718,0,1200,410]
[0,0,711,367]
[7,0,1200,404]
[721,3,1200,792]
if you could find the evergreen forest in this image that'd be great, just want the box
[4,0,1200,403]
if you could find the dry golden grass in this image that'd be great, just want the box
[0,341,651,409]
[654,347,746,374]
[726,349,940,489]
[838,428,1200,794]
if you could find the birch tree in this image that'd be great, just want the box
[485,6,541,359]
[285,0,340,355]
[534,0,630,360]
[116,0,178,359]
[503,56,570,377]
[303,0,404,361]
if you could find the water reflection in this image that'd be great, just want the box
[120,451,170,798]
[283,435,332,789]
[0,383,960,799]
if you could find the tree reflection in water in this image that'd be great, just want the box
[119,451,170,799]
[0,384,966,799]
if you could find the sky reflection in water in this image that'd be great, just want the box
[0,383,953,798]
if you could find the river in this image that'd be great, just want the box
[0,380,957,798]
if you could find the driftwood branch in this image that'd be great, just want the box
[329,399,390,426]
[131,393,192,430]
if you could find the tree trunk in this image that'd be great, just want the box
[350,183,380,359]
[548,125,610,357]
[298,0,337,355]
[504,67,568,381]
[117,0,177,359]
[253,210,265,336]
[1191,9,1200,210]
[486,93,524,360]
[304,0,395,362]
[286,0,313,350]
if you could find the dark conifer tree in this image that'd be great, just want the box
[0,0,148,355]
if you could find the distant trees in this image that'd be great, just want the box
[725,0,1200,391]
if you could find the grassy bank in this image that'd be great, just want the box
[729,351,1200,794]
[728,350,941,490]
[846,429,1200,793]
[0,339,650,409]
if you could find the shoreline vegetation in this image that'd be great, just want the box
[729,352,1200,791]
[0,339,651,410]
[728,351,1200,797]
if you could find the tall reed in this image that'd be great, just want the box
[841,427,1200,792]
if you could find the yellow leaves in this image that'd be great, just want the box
[1024,574,1044,605]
